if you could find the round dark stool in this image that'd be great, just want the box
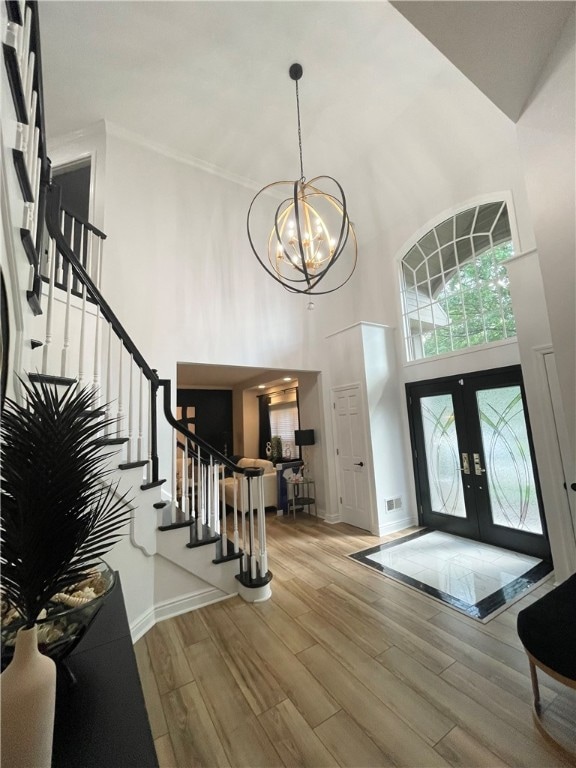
[517,572,576,756]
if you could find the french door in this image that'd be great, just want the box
[406,366,550,559]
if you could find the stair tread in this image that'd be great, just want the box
[28,373,76,386]
[140,478,166,491]
[118,460,148,470]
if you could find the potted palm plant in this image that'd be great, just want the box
[1,377,132,766]
[1,378,132,661]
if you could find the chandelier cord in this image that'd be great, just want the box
[295,79,305,182]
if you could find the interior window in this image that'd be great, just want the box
[269,400,299,459]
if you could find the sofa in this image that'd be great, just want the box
[221,458,277,512]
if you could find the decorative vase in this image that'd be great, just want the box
[1,559,115,670]
[1,624,56,768]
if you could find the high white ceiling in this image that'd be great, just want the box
[37,1,571,388]
[392,1,573,121]
[39,1,570,188]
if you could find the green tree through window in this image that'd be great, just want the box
[401,203,516,361]
[423,242,516,357]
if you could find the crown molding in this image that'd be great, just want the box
[104,121,262,192]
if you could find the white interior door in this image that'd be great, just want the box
[333,385,372,531]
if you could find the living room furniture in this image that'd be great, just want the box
[276,460,305,513]
[286,477,316,519]
[221,458,277,512]
[51,576,158,767]
[516,572,576,756]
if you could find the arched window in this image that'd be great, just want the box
[400,202,516,361]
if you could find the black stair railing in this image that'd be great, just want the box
[43,183,272,589]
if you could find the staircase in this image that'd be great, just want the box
[1,0,272,633]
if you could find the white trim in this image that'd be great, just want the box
[394,192,522,367]
[532,345,576,582]
[129,587,231,642]
[393,191,522,265]
[331,382,377,535]
[402,337,518,369]
[376,514,418,537]
[503,247,538,264]
[105,120,263,193]
[154,588,230,624]
[325,321,395,340]
[129,606,155,643]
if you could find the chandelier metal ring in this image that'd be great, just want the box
[247,63,357,296]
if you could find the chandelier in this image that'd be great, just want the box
[247,63,357,296]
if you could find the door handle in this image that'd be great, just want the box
[473,453,486,475]
[460,452,470,474]
[354,461,364,467]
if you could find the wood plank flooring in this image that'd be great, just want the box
[135,515,576,767]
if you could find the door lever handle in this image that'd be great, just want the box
[460,452,470,474]
[473,453,486,475]
[354,461,364,467]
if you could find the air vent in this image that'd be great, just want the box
[386,496,402,512]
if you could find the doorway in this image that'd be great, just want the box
[406,366,550,559]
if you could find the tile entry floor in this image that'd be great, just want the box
[351,529,553,620]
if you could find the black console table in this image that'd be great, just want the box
[51,576,158,768]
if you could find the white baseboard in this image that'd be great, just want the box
[129,587,231,642]
[376,514,416,537]
[130,607,156,643]
[323,508,341,524]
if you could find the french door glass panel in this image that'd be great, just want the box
[477,386,542,534]
[407,366,549,558]
[421,394,466,518]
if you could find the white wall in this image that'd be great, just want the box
[516,9,576,464]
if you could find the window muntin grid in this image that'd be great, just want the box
[401,202,516,361]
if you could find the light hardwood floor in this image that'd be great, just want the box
[135,515,576,768]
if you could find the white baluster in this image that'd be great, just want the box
[126,354,134,462]
[5,22,20,51]
[56,211,65,285]
[41,238,56,374]
[249,477,257,580]
[78,225,88,387]
[15,122,26,155]
[258,476,268,577]
[147,380,153,484]
[29,128,39,196]
[31,156,41,239]
[197,456,204,541]
[233,473,239,554]
[26,92,37,176]
[20,7,31,96]
[137,369,144,462]
[240,475,248,572]
[220,465,227,557]
[24,51,35,117]
[171,428,178,524]
[117,341,124,436]
[182,440,189,518]
[60,220,74,378]
[190,448,197,523]
[92,237,103,403]
[104,323,112,435]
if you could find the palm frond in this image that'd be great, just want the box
[1,379,132,626]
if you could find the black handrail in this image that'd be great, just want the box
[159,380,261,477]
[45,183,158,383]
[60,206,107,240]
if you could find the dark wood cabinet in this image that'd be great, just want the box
[51,577,158,768]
